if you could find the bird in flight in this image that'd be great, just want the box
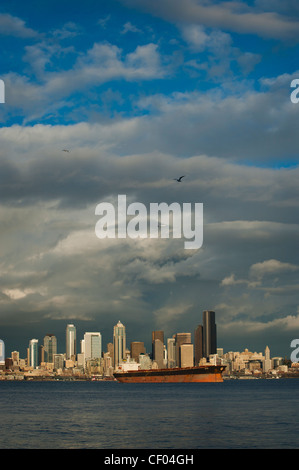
[174,176,185,182]
[62,149,70,153]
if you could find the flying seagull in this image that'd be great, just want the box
[62,149,70,153]
[174,175,185,182]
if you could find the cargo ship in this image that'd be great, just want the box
[113,364,226,383]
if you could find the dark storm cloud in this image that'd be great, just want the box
[0,118,298,356]
[1,0,299,359]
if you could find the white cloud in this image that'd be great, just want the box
[0,13,37,37]
[249,259,299,280]
[120,0,299,40]
[121,21,142,34]
[2,41,166,123]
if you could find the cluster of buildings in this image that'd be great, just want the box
[0,310,294,380]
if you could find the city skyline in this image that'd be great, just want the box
[0,313,292,366]
[0,0,299,360]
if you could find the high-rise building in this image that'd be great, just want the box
[194,325,203,365]
[180,343,194,368]
[0,340,5,366]
[153,339,164,368]
[174,333,191,367]
[53,354,64,370]
[167,338,176,368]
[29,339,39,369]
[113,321,126,368]
[66,324,76,360]
[107,342,114,365]
[263,346,271,373]
[83,332,102,362]
[203,310,217,358]
[152,331,164,359]
[44,334,57,363]
[130,342,145,363]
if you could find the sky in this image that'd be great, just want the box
[0,0,299,359]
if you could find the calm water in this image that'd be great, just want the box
[0,378,298,449]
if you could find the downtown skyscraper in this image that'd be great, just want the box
[194,311,217,363]
[203,310,217,358]
[83,332,102,362]
[29,339,38,369]
[0,339,5,366]
[43,334,57,363]
[113,321,126,368]
[66,324,76,360]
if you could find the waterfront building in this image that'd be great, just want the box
[113,321,126,368]
[83,332,102,362]
[66,324,76,360]
[0,340,5,366]
[263,346,271,373]
[53,354,64,370]
[217,348,224,357]
[29,339,39,369]
[11,351,19,366]
[272,357,284,368]
[44,334,57,363]
[139,353,152,370]
[77,353,85,368]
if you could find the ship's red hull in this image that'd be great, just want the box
[114,365,225,383]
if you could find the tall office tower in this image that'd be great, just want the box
[107,342,114,365]
[174,333,191,367]
[130,342,145,363]
[203,310,217,358]
[0,339,5,366]
[264,345,271,373]
[39,345,45,365]
[152,331,164,359]
[180,343,194,368]
[153,339,164,368]
[194,325,204,365]
[29,339,39,369]
[44,334,57,363]
[53,354,65,370]
[66,324,76,360]
[83,332,102,362]
[113,321,126,368]
[167,338,176,368]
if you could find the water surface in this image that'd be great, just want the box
[0,379,298,449]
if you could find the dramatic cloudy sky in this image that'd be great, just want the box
[1,0,299,359]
